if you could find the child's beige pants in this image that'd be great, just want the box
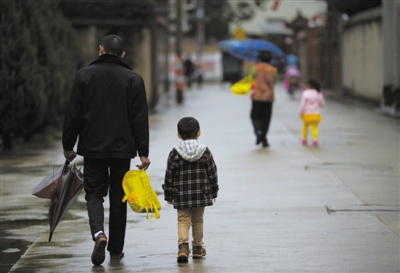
[177,207,205,247]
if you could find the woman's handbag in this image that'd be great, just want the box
[122,169,161,220]
[231,75,253,95]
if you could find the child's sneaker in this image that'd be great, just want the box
[192,246,206,259]
[177,243,189,263]
[312,140,318,146]
[302,139,307,146]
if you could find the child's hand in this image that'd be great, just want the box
[213,198,216,202]
[167,201,173,205]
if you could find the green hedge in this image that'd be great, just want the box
[1,0,82,149]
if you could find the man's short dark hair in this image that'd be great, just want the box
[177,117,200,140]
[307,78,321,92]
[101,35,124,56]
[258,50,272,63]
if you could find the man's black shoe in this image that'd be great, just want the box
[91,233,107,265]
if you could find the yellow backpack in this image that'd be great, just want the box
[122,169,161,220]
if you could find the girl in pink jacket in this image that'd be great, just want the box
[300,79,325,146]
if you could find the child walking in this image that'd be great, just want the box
[300,79,325,146]
[163,117,219,263]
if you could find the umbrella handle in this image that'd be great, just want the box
[62,160,70,174]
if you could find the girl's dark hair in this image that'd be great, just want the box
[177,117,200,140]
[307,78,321,92]
[257,50,272,63]
[101,35,124,56]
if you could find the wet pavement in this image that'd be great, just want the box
[1,82,399,273]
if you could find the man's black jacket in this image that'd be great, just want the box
[62,54,149,159]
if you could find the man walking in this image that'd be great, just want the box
[62,35,150,265]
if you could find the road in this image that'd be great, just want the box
[1,82,399,273]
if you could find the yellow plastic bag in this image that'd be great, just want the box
[231,75,253,96]
[122,169,161,220]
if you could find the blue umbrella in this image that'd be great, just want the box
[228,39,286,64]
[219,39,244,51]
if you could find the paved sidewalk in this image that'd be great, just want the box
[3,82,399,272]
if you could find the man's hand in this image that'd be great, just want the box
[64,150,77,163]
[136,156,151,170]
[167,201,173,205]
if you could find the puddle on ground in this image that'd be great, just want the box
[0,228,35,273]
[2,248,21,253]
[0,201,84,272]
[1,244,29,272]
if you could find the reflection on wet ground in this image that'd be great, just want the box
[1,220,46,273]
[0,133,67,273]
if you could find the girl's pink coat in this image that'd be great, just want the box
[300,89,325,114]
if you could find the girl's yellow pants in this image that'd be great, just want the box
[301,114,322,141]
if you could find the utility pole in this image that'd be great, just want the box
[176,0,183,57]
[196,0,204,65]
[175,0,184,103]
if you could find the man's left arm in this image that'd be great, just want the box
[130,76,149,159]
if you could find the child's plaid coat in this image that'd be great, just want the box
[163,147,218,209]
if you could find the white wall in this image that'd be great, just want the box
[342,8,383,101]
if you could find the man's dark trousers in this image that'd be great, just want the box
[83,157,130,254]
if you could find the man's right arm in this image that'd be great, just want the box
[136,156,151,170]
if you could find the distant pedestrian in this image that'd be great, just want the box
[300,79,325,146]
[249,50,277,147]
[163,117,219,263]
[195,63,203,89]
[62,35,151,266]
[183,57,195,89]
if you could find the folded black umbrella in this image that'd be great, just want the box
[33,160,83,242]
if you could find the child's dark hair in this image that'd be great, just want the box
[177,117,200,140]
[307,78,321,92]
